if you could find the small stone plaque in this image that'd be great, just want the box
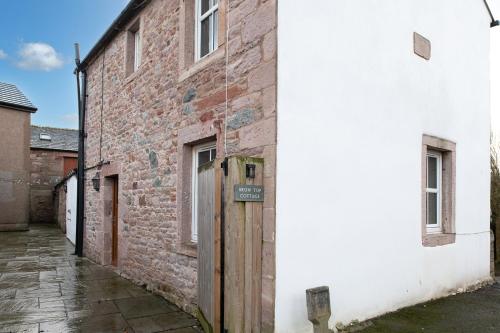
[234,185,264,202]
[414,32,431,60]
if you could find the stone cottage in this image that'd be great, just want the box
[78,0,493,331]
[0,82,37,231]
[30,125,78,224]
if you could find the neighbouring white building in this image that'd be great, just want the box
[276,0,491,331]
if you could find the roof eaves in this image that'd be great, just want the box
[30,146,79,153]
[80,0,151,69]
[0,101,37,113]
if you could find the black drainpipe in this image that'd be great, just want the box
[74,44,87,257]
[484,0,500,27]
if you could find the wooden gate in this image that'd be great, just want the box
[197,157,264,333]
[197,160,222,333]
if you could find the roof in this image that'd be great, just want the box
[31,125,79,152]
[0,82,37,112]
[80,0,151,69]
[55,169,77,189]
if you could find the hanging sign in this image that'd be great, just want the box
[234,185,264,202]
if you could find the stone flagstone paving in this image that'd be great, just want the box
[0,224,202,333]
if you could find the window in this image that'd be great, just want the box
[426,151,442,233]
[39,133,51,141]
[196,0,219,60]
[133,30,142,71]
[191,142,217,242]
[422,135,456,247]
[126,19,141,75]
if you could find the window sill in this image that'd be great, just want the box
[124,62,147,85]
[422,233,456,247]
[178,47,225,83]
[176,241,198,258]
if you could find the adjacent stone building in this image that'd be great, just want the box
[30,126,78,224]
[79,0,493,332]
[0,82,37,231]
[80,0,276,330]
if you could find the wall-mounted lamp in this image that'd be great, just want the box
[92,172,101,192]
[246,164,256,179]
[484,0,500,27]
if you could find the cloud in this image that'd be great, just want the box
[61,113,79,128]
[0,49,7,59]
[17,43,64,71]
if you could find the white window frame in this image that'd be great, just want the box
[426,151,442,233]
[133,29,142,71]
[191,142,217,242]
[195,0,219,61]
[39,133,51,141]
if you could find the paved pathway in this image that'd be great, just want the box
[0,224,201,333]
[347,274,500,333]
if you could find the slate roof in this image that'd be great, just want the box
[31,126,79,152]
[0,82,37,112]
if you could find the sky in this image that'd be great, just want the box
[0,0,128,129]
[0,0,499,138]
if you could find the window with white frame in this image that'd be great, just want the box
[196,0,219,60]
[126,19,141,75]
[133,29,142,71]
[191,142,217,242]
[421,135,456,247]
[426,151,442,233]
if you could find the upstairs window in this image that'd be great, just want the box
[126,19,142,75]
[133,29,142,71]
[196,0,219,60]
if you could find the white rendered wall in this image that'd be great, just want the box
[276,1,491,332]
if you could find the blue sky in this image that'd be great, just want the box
[0,0,129,129]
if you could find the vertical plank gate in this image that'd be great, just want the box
[224,157,263,333]
[197,157,264,333]
[197,160,222,333]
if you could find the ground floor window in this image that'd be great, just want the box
[422,135,456,247]
[191,142,216,242]
[426,150,442,233]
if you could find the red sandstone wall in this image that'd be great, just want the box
[83,0,276,330]
[0,107,31,231]
[30,149,78,224]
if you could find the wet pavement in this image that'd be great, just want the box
[347,271,500,333]
[0,224,201,333]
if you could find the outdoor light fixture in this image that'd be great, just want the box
[246,164,256,179]
[484,0,500,27]
[92,172,101,192]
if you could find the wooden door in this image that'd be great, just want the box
[112,178,118,266]
[197,160,222,333]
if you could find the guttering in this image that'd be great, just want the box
[0,101,37,113]
[79,0,150,69]
[483,0,500,27]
